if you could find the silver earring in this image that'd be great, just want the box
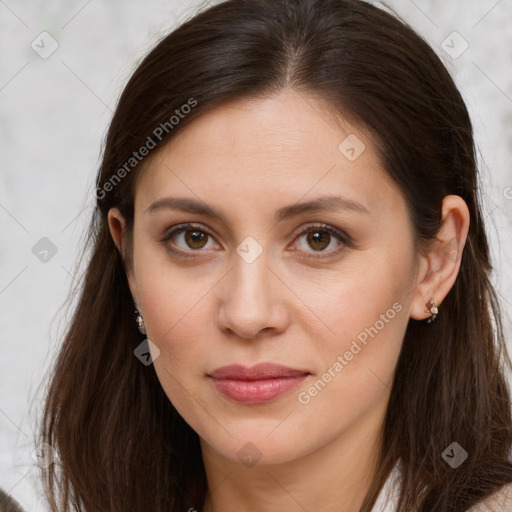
[134,309,146,335]
[424,299,438,324]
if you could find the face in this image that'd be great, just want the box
[114,89,422,466]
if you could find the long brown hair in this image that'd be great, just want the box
[38,0,512,510]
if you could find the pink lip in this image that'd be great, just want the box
[208,363,310,404]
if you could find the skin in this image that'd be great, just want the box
[108,89,469,512]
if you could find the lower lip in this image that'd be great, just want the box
[210,375,308,404]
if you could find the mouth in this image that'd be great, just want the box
[208,363,310,404]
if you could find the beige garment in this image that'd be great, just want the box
[371,462,512,512]
[467,481,512,512]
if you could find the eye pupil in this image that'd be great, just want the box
[307,231,330,251]
[185,230,208,249]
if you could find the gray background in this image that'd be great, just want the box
[1,0,511,509]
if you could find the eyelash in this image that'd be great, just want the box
[159,222,352,259]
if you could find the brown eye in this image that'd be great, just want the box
[306,230,331,251]
[160,224,218,255]
[292,224,349,257]
[184,229,209,249]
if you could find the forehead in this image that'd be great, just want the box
[135,89,403,222]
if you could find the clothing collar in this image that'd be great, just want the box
[370,460,402,512]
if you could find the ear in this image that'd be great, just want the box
[107,207,140,310]
[409,195,470,321]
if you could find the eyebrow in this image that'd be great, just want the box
[146,194,370,222]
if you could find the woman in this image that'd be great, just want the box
[38,0,512,510]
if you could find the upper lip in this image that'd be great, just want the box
[208,363,310,380]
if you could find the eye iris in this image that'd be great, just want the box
[307,230,330,251]
[185,230,208,249]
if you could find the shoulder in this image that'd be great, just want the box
[466,481,512,512]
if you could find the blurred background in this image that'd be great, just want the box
[1,0,511,509]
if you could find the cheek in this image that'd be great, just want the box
[297,250,413,392]
[137,273,212,370]
[135,263,213,416]
[133,230,211,332]
[132,240,214,369]
[301,250,410,339]
[290,268,410,450]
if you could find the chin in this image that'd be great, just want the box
[201,426,316,468]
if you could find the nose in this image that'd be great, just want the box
[216,247,290,340]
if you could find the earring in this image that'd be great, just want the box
[424,299,438,324]
[134,309,146,335]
